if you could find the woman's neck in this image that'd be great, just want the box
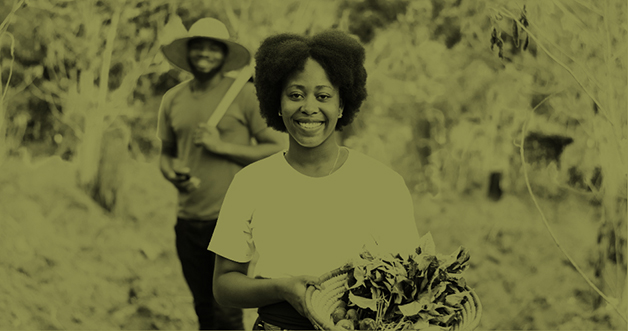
[285,134,344,177]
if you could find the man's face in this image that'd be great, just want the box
[187,39,226,74]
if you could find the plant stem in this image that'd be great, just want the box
[495,7,611,124]
[1,32,15,101]
[520,95,627,323]
[0,0,26,33]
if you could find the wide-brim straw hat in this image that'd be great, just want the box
[161,18,251,73]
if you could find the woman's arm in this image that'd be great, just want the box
[213,255,319,317]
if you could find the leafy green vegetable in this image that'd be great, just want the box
[342,232,473,330]
[349,292,378,311]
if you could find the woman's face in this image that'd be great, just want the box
[187,39,225,73]
[280,58,343,149]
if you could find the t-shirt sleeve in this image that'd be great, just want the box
[373,174,421,256]
[208,171,256,262]
[240,83,268,136]
[156,91,175,143]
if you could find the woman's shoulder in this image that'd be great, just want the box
[346,148,403,180]
[235,151,286,179]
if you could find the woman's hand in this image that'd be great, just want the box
[277,275,321,318]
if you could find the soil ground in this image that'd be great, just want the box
[0,155,625,330]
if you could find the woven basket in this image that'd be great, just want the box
[305,267,482,331]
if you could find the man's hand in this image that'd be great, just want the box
[193,123,224,154]
[166,167,201,193]
[277,275,322,319]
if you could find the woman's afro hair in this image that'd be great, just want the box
[254,30,367,132]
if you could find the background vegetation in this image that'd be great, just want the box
[0,0,625,329]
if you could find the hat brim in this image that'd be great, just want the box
[161,37,251,73]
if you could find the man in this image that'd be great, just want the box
[157,18,287,330]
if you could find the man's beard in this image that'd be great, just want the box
[190,62,224,82]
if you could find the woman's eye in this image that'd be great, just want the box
[317,94,331,100]
[289,92,303,99]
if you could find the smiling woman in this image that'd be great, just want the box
[208,30,421,330]
[281,58,343,152]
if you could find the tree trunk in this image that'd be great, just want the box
[76,4,121,206]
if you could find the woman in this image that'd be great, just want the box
[208,30,421,330]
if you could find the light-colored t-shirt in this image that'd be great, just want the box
[157,78,268,220]
[208,149,421,278]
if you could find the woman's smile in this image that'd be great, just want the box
[294,119,325,131]
[281,58,343,148]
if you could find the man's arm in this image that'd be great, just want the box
[193,125,288,166]
[159,140,199,192]
[159,140,178,180]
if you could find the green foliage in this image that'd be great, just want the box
[485,0,626,321]
[0,0,176,209]
[338,0,410,43]
[0,0,27,164]
[343,233,472,330]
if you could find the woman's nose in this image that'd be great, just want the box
[300,96,318,114]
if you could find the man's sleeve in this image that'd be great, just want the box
[240,83,269,136]
[208,172,256,262]
[156,90,176,144]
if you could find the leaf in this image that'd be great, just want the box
[446,246,470,274]
[434,303,457,315]
[398,300,422,316]
[437,247,460,270]
[432,312,456,325]
[370,286,382,299]
[392,278,414,302]
[349,292,378,311]
[445,292,467,306]
[349,266,366,289]
[412,319,430,330]
[416,255,437,272]
[416,232,436,256]
[422,326,447,331]
[447,273,467,289]
[359,249,375,261]
[432,282,447,299]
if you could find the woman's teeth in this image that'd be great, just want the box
[297,121,324,129]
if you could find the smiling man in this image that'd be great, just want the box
[157,18,287,330]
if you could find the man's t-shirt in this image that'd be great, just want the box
[157,77,268,220]
[208,149,421,279]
